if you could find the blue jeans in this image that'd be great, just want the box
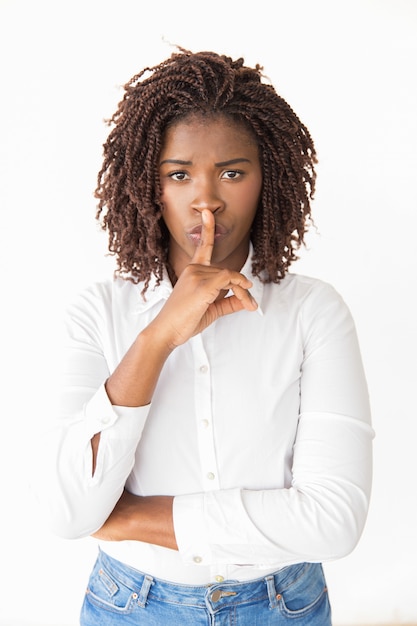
[80,549,332,625]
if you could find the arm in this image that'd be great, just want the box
[94,282,374,567]
[92,489,178,550]
[37,209,257,539]
[92,208,257,468]
[170,286,374,566]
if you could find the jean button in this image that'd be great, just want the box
[211,589,223,602]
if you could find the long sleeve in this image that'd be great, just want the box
[33,269,374,583]
[34,282,151,538]
[173,278,374,568]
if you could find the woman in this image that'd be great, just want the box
[38,48,374,625]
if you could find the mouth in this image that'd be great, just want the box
[186,223,229,245]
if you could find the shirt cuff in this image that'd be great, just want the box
[173,493,212,567]
[173,489,263,567]
[84,383,151,440]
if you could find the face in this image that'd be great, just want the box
[159,115,262,277]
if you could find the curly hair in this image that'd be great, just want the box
[95,47,317,293]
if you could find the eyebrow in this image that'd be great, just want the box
[159,159,192,166]
[159,158,251,167]
[215,158,251,167]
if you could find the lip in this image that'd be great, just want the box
[186,222,229,244]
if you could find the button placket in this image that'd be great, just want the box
[210,564,227,584]
[191,335,220,491]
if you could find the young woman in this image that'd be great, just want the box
[38,48,374,625]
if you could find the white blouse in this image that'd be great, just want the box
[35,250,374,585]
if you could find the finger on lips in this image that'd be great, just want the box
[189,210,257,311]
[192,209,215,266]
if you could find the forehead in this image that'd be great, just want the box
[161,113,259,152]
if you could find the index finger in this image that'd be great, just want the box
[191,209,215,266]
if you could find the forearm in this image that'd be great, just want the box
[91,328,173,474]
[173,412,374,567]
[92,490,178,551]
[105,325,173,408]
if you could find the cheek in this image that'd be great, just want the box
[239,183,262,217]
[159,188,177,222]
[160,185,186,214]
[160,207,184,244]
[240,174,262,202]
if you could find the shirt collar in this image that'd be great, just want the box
[133,268,173,314]
[223,244,265,316]
[133,242,264,315]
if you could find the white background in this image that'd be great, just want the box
[0,0,416,624]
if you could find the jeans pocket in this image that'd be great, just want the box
[84,560,139,615]
[276,562,330,619]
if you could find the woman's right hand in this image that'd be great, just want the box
[148,209,258,350]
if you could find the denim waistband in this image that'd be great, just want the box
[96,549,319,611]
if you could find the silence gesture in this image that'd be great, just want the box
[150,209,258,350]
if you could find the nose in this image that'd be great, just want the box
[191,179,224,214]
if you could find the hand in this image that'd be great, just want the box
[103,209,258,409]
[150,209,258,349]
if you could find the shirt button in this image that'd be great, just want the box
[207,472,215,480]
[201,419,209,429]
[100,416,111,425]
[193,556,202,564]
[215,575,224,582]
[199,365,208,373]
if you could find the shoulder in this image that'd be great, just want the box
[284,273,356,334]
[65,276,142,320]
[265,273,345,308]
[262,272,355,330]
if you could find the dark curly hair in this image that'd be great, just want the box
[95,47,317,293]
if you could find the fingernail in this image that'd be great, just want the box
[251,295,263,316]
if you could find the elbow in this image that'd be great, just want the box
[308,486,371,561]
[48,515,99,541]
[321,519,364,560]
[35,487,118,540]
[40,498,105,540]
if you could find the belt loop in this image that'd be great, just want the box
[137,574,154,607]
[265,574,279,609]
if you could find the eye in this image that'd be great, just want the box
[222,170,243,180]
[168,171,189,181]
